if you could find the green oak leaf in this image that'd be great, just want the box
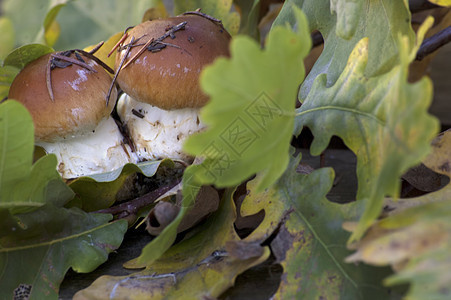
[173,0,240,35]
[0,206,127,300]
[330,0,363,39]
[0,100,73,214]
[295,19,440,242]
[68,159,176,212]
[74,189,269,300]
[184,7,311,191]
[273,0,415,100]
[242,156,396,299]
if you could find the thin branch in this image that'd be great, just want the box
[74,49,115,74]
[106,36,135,105]
[93,178,181,217]
[416,26,451,61]
[122,38,154,70]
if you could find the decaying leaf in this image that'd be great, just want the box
[383,129,451,215]
[74,189,269,300]
[146,185,220,235]
[346,130,451,299]
[428,0,451,7]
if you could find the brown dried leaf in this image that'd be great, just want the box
[145,186,220,235]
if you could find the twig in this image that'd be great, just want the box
[154,21,187,43]
[108,33,129,57]
[122,38,154,70]
[93,179,181,217]
[88,41,104,55]
[416,26,451,61]
[74,49,115,74]
[51,53,97,72]
[182,9,224,29]
[45,50,97,102]
[46,55,55,102]
[106,36,135,105]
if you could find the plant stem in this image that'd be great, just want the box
[416,26,451,61]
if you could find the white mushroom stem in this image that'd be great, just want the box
[116,93,205,162]
[37,117,138,179]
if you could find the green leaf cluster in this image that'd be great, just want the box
[184,7,311,191]
[0,101,127,299]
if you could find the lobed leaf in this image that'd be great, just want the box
[346,130,451,300]
[74,189,269,300]
[184,8,311,192]
[0,207,127,300]
[241,156,395,299]
[295,19,439,242]
[273,0,415,100]
[0,100,73,214]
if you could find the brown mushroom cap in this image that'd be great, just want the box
[8,52,117,142]
[115,13,231,110]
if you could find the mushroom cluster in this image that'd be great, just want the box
[114,11,231,162]
[8,11,231,179]
[8,51,136,179]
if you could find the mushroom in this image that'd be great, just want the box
[114,12,231,162]
[8,51,137,179]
